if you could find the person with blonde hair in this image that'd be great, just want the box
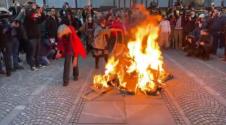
[56,11,86,86]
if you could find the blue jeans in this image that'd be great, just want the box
[11,38,20,67]
[28,39,40,67]
[39,56,50,66]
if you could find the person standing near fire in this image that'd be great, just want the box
[83,5,95,54]
[56,10,86,86]
[173,10,184,49]
[159,14,171,49]
[24,3,45,71]
[92,18,110,69]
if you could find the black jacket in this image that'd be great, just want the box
[24,9,45,39]
[0,21,11,49]
[46,16,58,38]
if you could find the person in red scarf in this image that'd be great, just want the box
[56,11,86,86]
[111,16,125,31]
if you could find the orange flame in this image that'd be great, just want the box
[93,5,165,94]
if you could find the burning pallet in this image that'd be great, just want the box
[82,73,173,101]
[83,5,175,100]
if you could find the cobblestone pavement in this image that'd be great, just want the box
[0,57,95,125]
[164,50,226,125]
[0,50,226,125]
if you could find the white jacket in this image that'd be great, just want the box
[159,20,171,33]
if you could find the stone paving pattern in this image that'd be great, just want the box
[0,50,226,125]
[165,50,226,125]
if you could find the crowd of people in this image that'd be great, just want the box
[0,1,128,82]
[159,2,226,60]
[0,1,226,84]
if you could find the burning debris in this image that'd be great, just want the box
[89,5,173,98]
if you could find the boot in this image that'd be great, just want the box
[95,57,99,69]
[73,66,79,81]
[63,81,69,87]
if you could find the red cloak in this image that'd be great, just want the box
[57,25,86,59]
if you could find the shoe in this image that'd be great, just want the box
[31,67,38,71]
[63,81,69,86]
[40,65,47,68]
[36,64,45,69]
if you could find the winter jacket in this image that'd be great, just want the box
[24,9,45,39]
[46,16,58,38]
[210,16,224,33]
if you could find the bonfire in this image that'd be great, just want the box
[93,5,171,95]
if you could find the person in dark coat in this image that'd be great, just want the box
[45,8,59,60]
[59,2,70,18]
[0,19,12,76]
[209,10,225,55]
[184,35,196,56]
[183,12,196,47]
[46,8,58,40]
[196,29,211,60]
[185,19,204,57]
[10,20,24,70]
[223,18,226,61]
[24,3,45,71]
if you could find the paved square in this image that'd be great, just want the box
[78,101,126,124]
[1,50,226,125]
[126,104,175,125]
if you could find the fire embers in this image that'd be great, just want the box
[93,5,173,96]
